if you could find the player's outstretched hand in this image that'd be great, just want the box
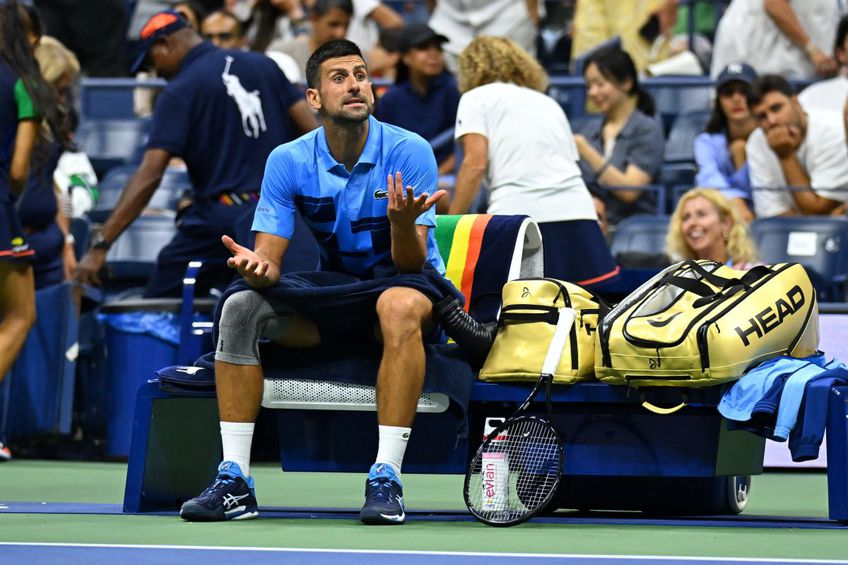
[222,235,276,287]
[386,171,446,228]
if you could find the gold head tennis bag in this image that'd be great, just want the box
[479,278,609,384]
[595,260,819,388]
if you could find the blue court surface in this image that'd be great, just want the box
[2,545,848,565]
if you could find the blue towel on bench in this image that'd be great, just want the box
[212,268,463,346]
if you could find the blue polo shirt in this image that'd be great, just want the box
[375,73,459,165]
[253,116,445,278]
[146,43,304,200]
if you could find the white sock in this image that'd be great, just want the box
[375,425,411,476]
[220,421,255,478]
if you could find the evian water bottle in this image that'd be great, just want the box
[481,417,509,511]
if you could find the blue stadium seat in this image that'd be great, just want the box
[76,118,151,178]
[750,216,848,301]
[660,164,698,211]
[92,165,191,222]
[649,85,711,133]
[103,214,177,286]
[610,214,670,257]
[664,110,710,162]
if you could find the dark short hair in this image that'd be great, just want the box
[305,38,364,89]
[836,15,848,54]
[747,74,795,109]
[584,45,655,117]
[312,0,353,18]
[203,9,242,37]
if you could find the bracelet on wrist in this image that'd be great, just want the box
[596,160,610,178]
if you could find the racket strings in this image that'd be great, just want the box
[466,417,562,524]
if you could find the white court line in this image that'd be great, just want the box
[0,543,847,564]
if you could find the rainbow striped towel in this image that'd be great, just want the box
[435,214,531,324]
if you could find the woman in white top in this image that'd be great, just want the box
[448,36,618,288]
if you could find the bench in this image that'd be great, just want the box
[119,215,848,523]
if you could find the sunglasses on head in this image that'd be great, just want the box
[205,32,235,41]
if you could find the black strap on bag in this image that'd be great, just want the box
[499,304,560,325]
[662,262,776,308]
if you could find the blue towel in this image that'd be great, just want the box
[212,267,463,347]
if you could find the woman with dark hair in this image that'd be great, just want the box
[246,0,308,54]
[574,45,665,226]
[694,63,758,222]
[16,36,79,290]
[0,0,60,460]
[375,24,460,179]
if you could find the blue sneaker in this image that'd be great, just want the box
[360,463,405,525]
[180,461,258,521]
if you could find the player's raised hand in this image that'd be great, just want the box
[386,171,446,228]
[221,235,275,287]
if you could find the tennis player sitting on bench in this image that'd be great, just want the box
[180,39,453,525]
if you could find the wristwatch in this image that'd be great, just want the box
[91,231,111,251]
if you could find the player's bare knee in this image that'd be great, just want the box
[376,288,431,339]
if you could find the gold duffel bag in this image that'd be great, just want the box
[479,278,609,384]
[595,260,819,389]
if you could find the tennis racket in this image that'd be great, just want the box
[463,307,574,527]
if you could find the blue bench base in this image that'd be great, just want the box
[122,381,848,521]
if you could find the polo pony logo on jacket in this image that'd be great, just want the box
[222,56,266,139]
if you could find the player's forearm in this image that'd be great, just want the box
[390,224,427,273]
[449,161,485,214]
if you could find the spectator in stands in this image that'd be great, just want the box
[33,0,126,76]
[428,0,539,73]
[368,26,403,84]
[574,45,665,226]
[203,9,302,82]
[346,0,404,65]
[694,62,758,223]
[74,10,317,298]
[667,188,757,269]
[201,9,245,49]
[746,74,848,217]
[799,15,848,113]
[17,36,78,290]
[244,0,309,53]
[375,24,459,180]
[268,0,353,75]
[570,0,679,74]
[180,39,464,526]
[174,1,206,29]
[711,0,842,80]
[0,0,60,460]
[448,36,618,288]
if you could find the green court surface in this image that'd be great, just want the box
[0,461,846,561]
